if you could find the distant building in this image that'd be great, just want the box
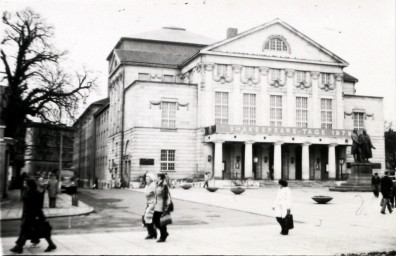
[94,103,110,188]
[22,122,74,176]
[73,98,108,188]
[103,19,384,184]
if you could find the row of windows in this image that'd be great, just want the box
[138,73,175,83]
[215,93,335,129]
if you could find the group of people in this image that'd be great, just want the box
[351,128,376,163]
[143,172,173,243]
[373,171,396,214]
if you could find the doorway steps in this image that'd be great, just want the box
[258,180,342,188]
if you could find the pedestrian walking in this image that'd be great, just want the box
[19,172,28,201]
[203,172,210,188]
[272,179,292,235]
[36,172,48,209]
[371,173,381,198]
[143,173,157,239]
[47,174,59,208]
[153,173,172,242]
[390,180,396,208]
[142,170,148,187]
[10,179,56,254]
[380,171,393,214]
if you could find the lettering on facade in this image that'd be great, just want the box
[205,124,352,138]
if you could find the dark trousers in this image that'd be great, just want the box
[153,211,168,240]
[203,181,209,188]
[49,198,56,208]
[276,217,288,235]
[146,223,157,237]
[15,220,54,247]
[381,198,393,214]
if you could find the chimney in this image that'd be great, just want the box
[226,28,238,39]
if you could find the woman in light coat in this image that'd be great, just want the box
[153,173,171,242]
[272,179,292,235]
[143,173,157,239]
[47,174,59,208]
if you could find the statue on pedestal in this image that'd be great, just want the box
[360,129,376,162]
[351,128,362,162]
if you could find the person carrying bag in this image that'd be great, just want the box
[153,173,173,242]
[272,179,293,235]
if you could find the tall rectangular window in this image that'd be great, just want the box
[161,150,175,171]
[270,95,282,126]
[215,92,229,124]
[296,97,308,128]
[321,99,333,129]
[353,112,364,131]
[162,102,177,128]
[243,94,256,125]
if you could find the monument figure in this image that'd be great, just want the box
[360,129,376,162]
[351,128,362,162]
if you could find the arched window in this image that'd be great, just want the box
[263,36,289,52]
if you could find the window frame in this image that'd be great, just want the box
[215,91,229,125]
[296,97,308,128]
[243,93,256,125]
[353,112,365,131]
[160,149,175,171]
[270,95,282,127]
[161,101,177,128]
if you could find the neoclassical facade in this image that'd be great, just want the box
[104,19,384,185]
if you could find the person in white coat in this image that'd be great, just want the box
[143,173,157,239]
[272,179,292,235]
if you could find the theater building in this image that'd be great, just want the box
[106,19,384,185]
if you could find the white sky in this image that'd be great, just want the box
[1,0,395,126]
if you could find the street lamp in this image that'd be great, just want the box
[339,158,345,180]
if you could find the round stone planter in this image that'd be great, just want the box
[312,196,333,204]
[206,187,219,192]
[181,183,192,190]
[231,187,246,195]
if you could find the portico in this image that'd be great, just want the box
[205,124,351,181]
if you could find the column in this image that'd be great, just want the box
[302,142,311,180]
[328,143,337,179]
[286,69,295,127]
[214,140,224,179]
[244,141,254,179]
[335,74,344,129]
[273,141,283,180]
[311,72,320,128]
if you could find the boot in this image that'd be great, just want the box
[44,237,57,252]
[10,245,23,254]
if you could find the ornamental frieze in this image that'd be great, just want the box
[267,69,286,87]
[319,73,335,91]
[294,71,312,89]
[240,67,260,85]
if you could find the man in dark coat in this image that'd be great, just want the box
[10,179,57,254]
[380,171,393,214]
[371,173,381,198]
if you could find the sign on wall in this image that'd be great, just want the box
[140,159,154,165]
[205,125,352,138]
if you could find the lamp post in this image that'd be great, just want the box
[339,158,345,180]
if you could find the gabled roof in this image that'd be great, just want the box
[343,72,359,83]
[128,27,215,45]
[197,18,349,67]
[114,49,195,67]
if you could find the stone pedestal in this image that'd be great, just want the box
[329,163,374,192]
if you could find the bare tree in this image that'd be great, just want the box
[0,9,96,177]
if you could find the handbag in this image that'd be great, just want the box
[285,214,294,230]
[29,220,52,239]
[160,212,172,227]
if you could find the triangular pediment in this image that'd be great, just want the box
[201,19,348,66]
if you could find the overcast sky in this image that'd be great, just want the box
[1,0,395,126]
